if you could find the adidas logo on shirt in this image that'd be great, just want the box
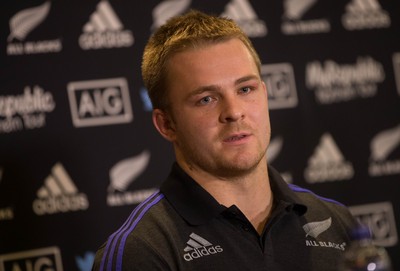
[221,0,267,38]
[304,133,354,183]
[342,0,391,30]
[32,163,89,215]
[79,0,134,50]
[183,233,223,261]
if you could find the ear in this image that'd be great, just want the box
[152,109,176,142]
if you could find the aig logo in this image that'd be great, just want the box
[0,247,63,271]
[261,63,298,110]
[67,78,133,127]
[349,202,398,247]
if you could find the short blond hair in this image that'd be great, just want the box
[141,10,261,110]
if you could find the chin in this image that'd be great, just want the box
[217,158,260,176]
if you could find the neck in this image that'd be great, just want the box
[179,160,273,235]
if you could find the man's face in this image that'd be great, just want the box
[155,38,270,178]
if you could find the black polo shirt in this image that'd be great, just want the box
[93,163,358,271]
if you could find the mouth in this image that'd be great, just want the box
[223,133,250,143]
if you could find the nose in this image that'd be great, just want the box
[219,95,245,123]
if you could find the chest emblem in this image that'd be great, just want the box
[183,233,224,262]
[303,217,332,238]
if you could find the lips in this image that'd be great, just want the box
[223,133,250,142]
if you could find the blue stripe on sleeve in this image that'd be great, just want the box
[99,190,164,271]
[116,194,164,270]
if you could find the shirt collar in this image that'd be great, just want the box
[267,165,307,215]
[160,163,307,225]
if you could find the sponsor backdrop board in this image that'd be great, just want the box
[0,0,399,270]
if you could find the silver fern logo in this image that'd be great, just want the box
[7,1,51,41]
[108,150,151,193]
[369,124,400,176]
[107,150,157,206]
[267,136,283,163]
[151,0,191,31]
[283,0,316,20]
[281,0,330,35]
[370,125,400,162]
[303,217,347,251]
[7,1,62,55]
[266,136,293,183]
[303,217,332,238]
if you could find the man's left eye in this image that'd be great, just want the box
[240,87,252,94]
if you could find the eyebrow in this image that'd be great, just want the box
[188,74,260,97]
[235,75,259,85]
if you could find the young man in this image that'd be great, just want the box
[93,10,358,271]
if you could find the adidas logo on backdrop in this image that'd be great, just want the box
[79,0,134,50]
[221,0,267,38]
[32,163,89,215]
[342,0,391,30]
[304,133,354,183]
[183,233,223,261]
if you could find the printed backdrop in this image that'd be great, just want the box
[0,0,399,270]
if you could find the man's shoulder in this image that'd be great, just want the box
[288,183,346,208]
[287,183,357,228]
[92,191,174,270]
